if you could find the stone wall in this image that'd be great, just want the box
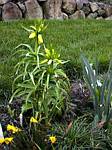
[0,0,112,21]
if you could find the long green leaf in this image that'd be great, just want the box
[9,88,22,103]
[81,55,98,111]
[15,44,33,52]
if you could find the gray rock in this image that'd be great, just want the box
[54,0,63,19]
[25,0,43,19]
[87,12,98,19]
[105,5,112,17]
[96,16,103,20]
[0,0,10,5]
[38,0,46,1]
[43,0,54,19]
[76,0,89,10]
[43,0,62,19]
[0,0,111,21]
[90,2,99,12]
[0,6,2,20]
[62,12,68,19]
[2,2,22,21]
[97,8,105,17]
[98,2,105,9]
[69,10,85,19]
[82,3,91,16]
[62,0,77,15]
[105,15,112,20]
[17,2,26,14]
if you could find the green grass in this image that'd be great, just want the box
[0,19,112,92]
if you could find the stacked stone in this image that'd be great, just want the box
[0,0,112,21]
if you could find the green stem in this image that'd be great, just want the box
[35,37,38,52]
[51,144,55,150]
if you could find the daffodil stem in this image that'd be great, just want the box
[51,144,55,150]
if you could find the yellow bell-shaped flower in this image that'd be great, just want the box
[29,32,36,39]
[38,34,43,44]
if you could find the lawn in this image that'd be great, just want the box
[0,20,112,92]
[0,19,112,92]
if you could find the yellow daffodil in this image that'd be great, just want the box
[7,124,21,133]
[0,138,4,144]
[30,117,38,123]
[0,137,13,145]
[4,137,13,144]
[29,32,36,39]
[38,34,43,44]
[49,135,57,144]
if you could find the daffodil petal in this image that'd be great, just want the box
[0,138,5,144]
[5,137,13,145]
[7,124,21,133]
[30,117,38,123]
